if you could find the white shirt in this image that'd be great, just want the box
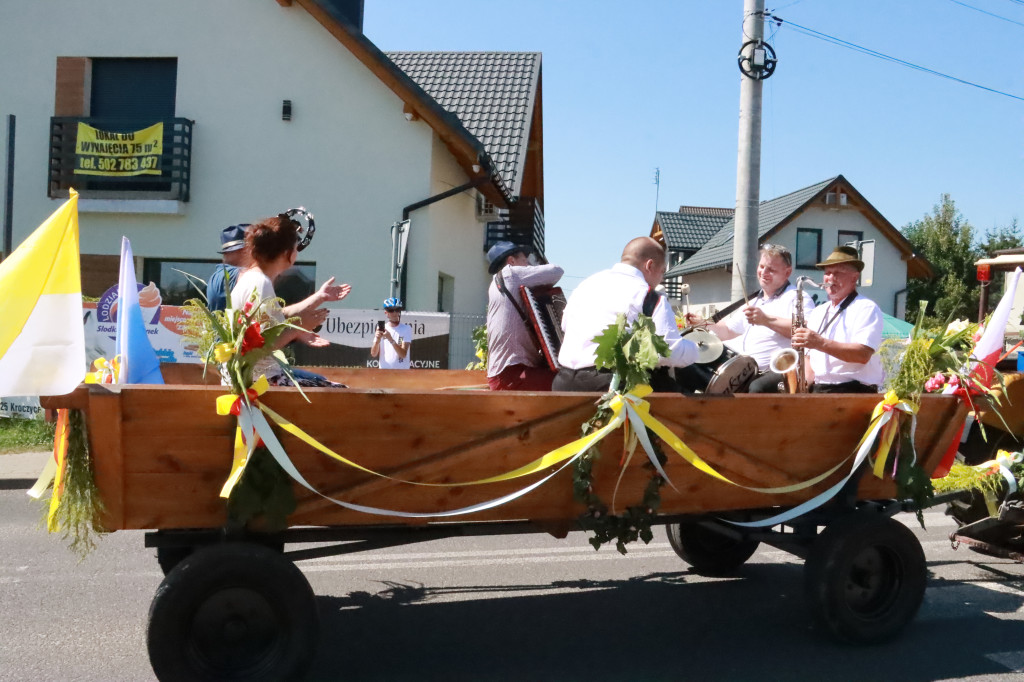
[379,321,412,369]
[557,263,698,369]
[804,293,884,388]
[229,268,285,381]
[723,282,815,370]
[487,263,564,377]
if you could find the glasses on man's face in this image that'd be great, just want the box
[384,308,400,313]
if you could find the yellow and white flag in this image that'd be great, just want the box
[0,191,85,396]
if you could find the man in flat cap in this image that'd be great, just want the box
[485,241,564,390]
[206,224,249,312]
[791,245,883,393]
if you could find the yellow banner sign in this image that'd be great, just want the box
[74,122,163,176]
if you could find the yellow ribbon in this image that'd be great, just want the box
[217,375,270,498]
[247,384,851,496]
[869,391,918,479]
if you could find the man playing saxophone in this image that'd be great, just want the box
[685,244,814,393]
[791,246,883,394]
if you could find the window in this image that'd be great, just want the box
[142,259,316,306]
[437,272,455,312]
[50,57,193,202]
[838,230,863,247]
[795,229,822,268]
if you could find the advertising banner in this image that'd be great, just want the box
[85,281,202,365]
[293,310,451,369]
[74,122,163,176]
[0,396,43,420]
[82,297,450,370]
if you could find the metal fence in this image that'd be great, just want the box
[448,313,486,369]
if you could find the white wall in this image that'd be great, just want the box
[401,134,488,313]
[0,0,484,312]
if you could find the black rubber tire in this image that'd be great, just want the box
[147,543,318,682]
[804,516,926,644]
[666,521,760,576]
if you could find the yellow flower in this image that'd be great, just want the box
[214,343,235,363]
[883,390,900,407]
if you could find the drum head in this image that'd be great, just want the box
[705,355,758,395]
[682,328,724,364]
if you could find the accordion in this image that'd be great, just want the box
[519,285,567,372]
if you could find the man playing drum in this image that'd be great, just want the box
[554,237,699,392]
[791,246,883,394]
[685,244,814,393]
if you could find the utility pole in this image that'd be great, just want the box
[732,0,768,300]
[2,115,14,261]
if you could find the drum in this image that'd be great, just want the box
[675,329,758,395]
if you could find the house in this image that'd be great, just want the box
[0,0,544,320]
[657,176,932,317]
[651,206,733,298]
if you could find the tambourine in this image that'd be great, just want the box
[284,207,316,251]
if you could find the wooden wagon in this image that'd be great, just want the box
[43,369,967,681]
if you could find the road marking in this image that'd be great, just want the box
[984,651,1024,673]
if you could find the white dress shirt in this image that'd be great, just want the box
[804,294,884,388]
[557,263,698,369]
[722,282,815,370]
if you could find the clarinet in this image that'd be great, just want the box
[793,277,809,394]
[792,276,825,394]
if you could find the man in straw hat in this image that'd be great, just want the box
[485,241,564,390]
[791,245,883,393]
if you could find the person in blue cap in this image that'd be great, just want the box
[485,241,563,390]
[371,297,412,369]
[206,224,249,312]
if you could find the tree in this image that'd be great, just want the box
[979,218,1022,255]
[902,194,980,326]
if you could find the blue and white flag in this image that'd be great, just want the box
[116,237,163,384]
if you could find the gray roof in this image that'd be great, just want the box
[656,208,733,251]
[666,177,837,277]
[386,51,541,197]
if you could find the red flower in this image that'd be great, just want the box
[240,322,265,354]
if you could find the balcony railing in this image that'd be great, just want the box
[485,196,545,260]
[48,117,194,202]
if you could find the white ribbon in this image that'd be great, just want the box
[728,412,890,528]
[244,403,623,519]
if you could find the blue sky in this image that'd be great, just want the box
[364,0,1023,292]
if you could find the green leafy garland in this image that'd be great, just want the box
[573,313,669,554]
[45,409,105,559]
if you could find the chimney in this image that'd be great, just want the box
[322,0,364,32]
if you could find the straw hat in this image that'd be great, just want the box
[815,245,864,272]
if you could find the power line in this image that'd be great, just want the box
[947,0,1024,28]
[771,15,1024,102]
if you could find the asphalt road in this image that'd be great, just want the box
[3,489,1024,681]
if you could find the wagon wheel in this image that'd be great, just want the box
[804,516,926,643]
[665,521,760,576]
[147,542,318,682]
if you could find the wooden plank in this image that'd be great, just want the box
[86,388,125,531]
[159,363,486,390]
[91,385,967,531]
